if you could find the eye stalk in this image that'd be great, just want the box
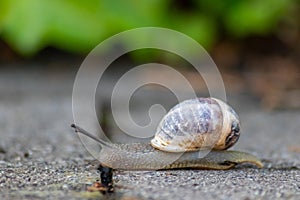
[225,121,240,149]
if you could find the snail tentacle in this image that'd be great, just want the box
[71,124,113,149]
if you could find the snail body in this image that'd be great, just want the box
[96,143,262,170]
[71,97,263,170]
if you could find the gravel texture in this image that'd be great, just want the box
[0,66,299,200]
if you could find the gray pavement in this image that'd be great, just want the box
[0,66,299,200]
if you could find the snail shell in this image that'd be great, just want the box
[151,98,240,152]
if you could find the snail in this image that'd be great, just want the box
[71,97,263,170]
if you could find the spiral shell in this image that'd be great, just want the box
[151,98,240,152]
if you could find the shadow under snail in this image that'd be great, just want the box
[71,97,263,170]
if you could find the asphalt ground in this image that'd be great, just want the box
[0,66,299,200]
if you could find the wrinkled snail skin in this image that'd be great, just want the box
[71,97,263,170]
[97,143,263,170]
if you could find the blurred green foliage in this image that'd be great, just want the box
[0,0,295,56]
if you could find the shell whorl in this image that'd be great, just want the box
[151,98,240,152]
[212,98,240,150]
